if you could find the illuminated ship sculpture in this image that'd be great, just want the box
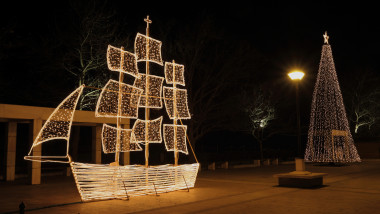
[25,16,199,201]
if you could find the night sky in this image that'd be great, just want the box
[2,2,379,93]
[1,1,380,154]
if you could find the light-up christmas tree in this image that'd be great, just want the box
[304,32,361,163]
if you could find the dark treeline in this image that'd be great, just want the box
[1,1,380,161]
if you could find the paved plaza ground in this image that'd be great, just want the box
[1,160,380,213]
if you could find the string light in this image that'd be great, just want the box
[304,33,360,163]
[25,16,200,202]
[133,74,164,108]
[107,45,139,77]
[24,85,85,163]
[71,162,199,201]
[132,116,163,143]
[163,87,191,119]
[134,33,163,65]
[164,62,185,86]
[163,124,188,154]
[101,124,142,153]
[95,79,143,119]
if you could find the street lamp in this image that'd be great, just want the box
[288,70,305,158]
[288,71,305,80]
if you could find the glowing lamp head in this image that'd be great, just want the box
[288,71,305,80]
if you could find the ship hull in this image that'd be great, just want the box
[70,162,199,201]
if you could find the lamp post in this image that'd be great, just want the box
[288,71,305,158]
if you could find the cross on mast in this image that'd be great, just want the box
[144,15,152,32]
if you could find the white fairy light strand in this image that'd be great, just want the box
[95,80,143,119]
[24,16,200,202]
[163,87,191,120]
[164,62,185,86]
[132,116,163,144]
[107,45,139,77]
[133,74,164,109]
[25,85,85,162]
[134,33,163,65]
[71,162,199,201]
[163,124,188,154]
[304,34,360,163]
[101,124,142,153]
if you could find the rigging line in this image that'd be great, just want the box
[178,118,199,164]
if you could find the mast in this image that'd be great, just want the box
[115,47,125,165]
[144,16,151,167]
[172,60,178,166]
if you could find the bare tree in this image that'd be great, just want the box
[351,92,380,134]
[60,1,127,110]
[242,88,276,160]
[158,15,259,157]
[344,70,380,134]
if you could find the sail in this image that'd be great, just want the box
[133,74,164,108]
[164,62,185,86]
[96,80,143,118]
[163,87,191,119]
[25,85,84,163]
[101,124,142,153]
[132,116,163,144]
[163,124,188,154]
[107,45,139,77]
[134,33,163,65]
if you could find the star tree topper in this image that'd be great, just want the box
[323,31,329,44]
